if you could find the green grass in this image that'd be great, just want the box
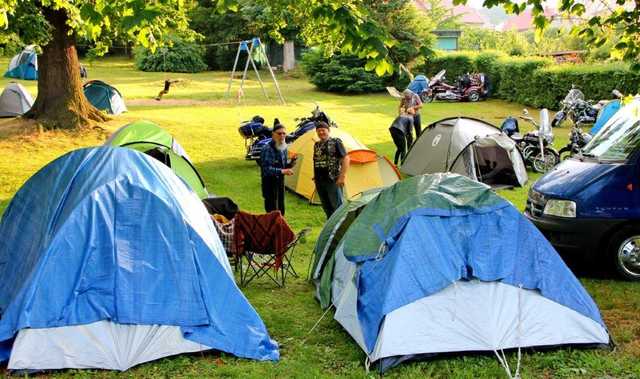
[1,57,639,378]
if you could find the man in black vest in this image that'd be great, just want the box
[313,122,350,218]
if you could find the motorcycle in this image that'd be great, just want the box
[558,125,592,160]
[554,89,623,160]
[501,109,560,173]
[241,104,337,163]
[551,85,599,128]
[420,70,488,103]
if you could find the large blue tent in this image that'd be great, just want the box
[0,147,278,371]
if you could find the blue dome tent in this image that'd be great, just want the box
[4,45,38,80]
[83,80,127,115]
[313,173,610,373]
[0,147,278,371]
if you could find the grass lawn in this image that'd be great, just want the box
[0,57,638,378]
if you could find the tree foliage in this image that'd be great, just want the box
[456,0,640,70]
[0,0,194,54]
[214,0,396,75]
[459,26,584,57]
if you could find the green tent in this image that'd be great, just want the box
[311,188,382,308]
[106,120,208,199]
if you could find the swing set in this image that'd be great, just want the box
[225,37,285,105]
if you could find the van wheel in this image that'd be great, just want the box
[608,228,640,281]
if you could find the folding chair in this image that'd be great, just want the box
[239,228,310,287]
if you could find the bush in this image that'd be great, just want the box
[301,50,389,93]
[135,36,208,73]
[417,51,478,82]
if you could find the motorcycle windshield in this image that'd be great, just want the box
[564,88,585,103]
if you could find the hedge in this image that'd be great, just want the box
[416,51,640,109]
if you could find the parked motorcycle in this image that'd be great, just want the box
[558,126,592,160]
[551,86,599,128]
[241,104,337,163]
[501,109,560,173]
[420,70,488,103]
[555,89,624,159]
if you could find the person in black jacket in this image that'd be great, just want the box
[259,120,295,215]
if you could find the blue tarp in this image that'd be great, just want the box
[352,203,606,353]
[0,147,278,362]
[591,100,621,135]
[4,51,37,80]
[407,75,428,94]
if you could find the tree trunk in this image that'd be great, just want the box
[283,41,295,72]
[25,7,107,130]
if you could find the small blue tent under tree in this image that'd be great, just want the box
[0,147,278,371]
[4,45,38,80]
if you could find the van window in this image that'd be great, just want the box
[582,110,640,161]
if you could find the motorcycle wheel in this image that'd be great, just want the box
[467,91,480,102]
[532,149,560,173]
[558,146,573,161]
[420,92,434,103]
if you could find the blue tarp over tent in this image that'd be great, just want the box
[407,75,428,94]
[0,147,278,368]
[591,99,621,135]
[340,174,606,353]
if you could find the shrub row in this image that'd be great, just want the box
[416,51,640,109]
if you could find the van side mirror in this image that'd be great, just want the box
[522,109,529,115]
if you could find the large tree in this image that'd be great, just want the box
[0,0,191,129]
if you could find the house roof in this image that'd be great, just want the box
[502,8,557,31]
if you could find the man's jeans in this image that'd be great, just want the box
[315,178,343,218]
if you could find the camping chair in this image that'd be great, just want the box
[239,228,310,287]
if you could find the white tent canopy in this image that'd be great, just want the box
[0,83,33,117]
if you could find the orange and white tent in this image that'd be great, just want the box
[285,128,401,204]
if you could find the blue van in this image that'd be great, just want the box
[525,99,640,280]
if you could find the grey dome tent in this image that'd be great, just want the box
[401,117,527,187]
[0,83,34,117]
[83,80,127,115]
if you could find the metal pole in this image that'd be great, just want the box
[258,38,286,105]
[249,54,269,100]
[225,43,242,98]
[239,43,254,103]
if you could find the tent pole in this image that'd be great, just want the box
[225,43,242,99]
[258,38,286,105]
[238,43,254,103]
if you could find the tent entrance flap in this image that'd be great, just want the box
[471,144,520,187]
